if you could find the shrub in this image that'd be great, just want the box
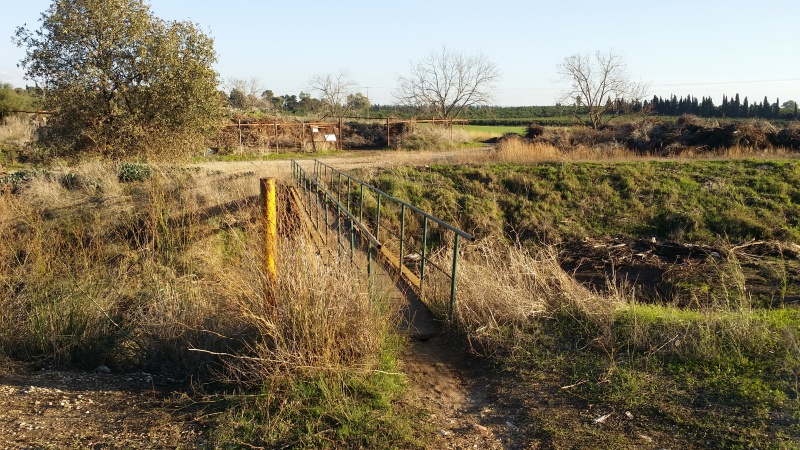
[117,163,151,182]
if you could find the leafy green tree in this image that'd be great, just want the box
[13,0,222,158]
[228,89,247,110]
[0,83,38,121]
[346,93,370,115]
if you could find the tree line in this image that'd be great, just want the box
[648,94,798,120]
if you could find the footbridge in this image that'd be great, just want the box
[289,160,475,336]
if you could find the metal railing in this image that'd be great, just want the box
[291,159,475,321]
[292,162,383,279]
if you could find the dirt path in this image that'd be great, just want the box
[189,148,488,180]
[0,369,205,449]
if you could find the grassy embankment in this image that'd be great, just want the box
[358,142,800,448]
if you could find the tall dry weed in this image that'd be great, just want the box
[0,162,262,375]
[216,238,396,386]
[0,115,34,148]
[445,239,624,354]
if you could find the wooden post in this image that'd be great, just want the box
[386,118,391,147]
[260,178,278,302]
[275,122,279,152]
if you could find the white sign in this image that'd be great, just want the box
[324,134,337,142]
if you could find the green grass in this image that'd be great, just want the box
[211,339,427,449]
[366,159,800,245]
[503,303,800,448]
[457,124,526,137]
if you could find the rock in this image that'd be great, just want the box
[95,365,111,374]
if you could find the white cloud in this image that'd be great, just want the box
[0,67,28,87]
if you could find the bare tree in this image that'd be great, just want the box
[227,77,264,111]
[309,71,356,118]
[395,46,500,119]
[557,50,648,129]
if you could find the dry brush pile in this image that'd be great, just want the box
[516,115,800,158]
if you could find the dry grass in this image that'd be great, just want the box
[0,116,35,149]
[0,161,392,383]
[218,239,396,386]
[465,134,799,165]
[395,125,472,150]
[441,239,623,355]
[446,238,799,370]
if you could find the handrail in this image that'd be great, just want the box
[295,163,381,250]
[313,159,475,241]
[292,159,473,322]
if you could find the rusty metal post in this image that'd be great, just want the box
[338,116,344,151]
[260,178,278,301]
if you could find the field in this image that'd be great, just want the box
[456,124,526,141]
[1,119,800,448]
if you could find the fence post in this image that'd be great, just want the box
[260,178,278,303]
[386,118,391,147]
[338,116,343,151]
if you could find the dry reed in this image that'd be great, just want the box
[0,115,34,149]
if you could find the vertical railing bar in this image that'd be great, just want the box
[421,216,428,293]
[338,172,342,204]
[337,203,342,260]
[324,196,329,244]
[349,217,355,262]
[346,177,351,212]
[375,192,382,242]
[359,183,365,225]
[449,234,461,323]
[399,204,406,273]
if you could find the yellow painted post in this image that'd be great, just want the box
[260,178,278,300]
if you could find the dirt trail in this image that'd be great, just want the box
[0,369,205,449]
[189,148,487,180]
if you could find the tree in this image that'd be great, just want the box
[394,46,500,119]
[556,49,648,129]
[0,83,38,122]
[14,0,222,158]
[227,77,264,111]
[308,71,356,118]
[345,92,370,115]
[228,89,246,110]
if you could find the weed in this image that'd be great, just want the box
[117,162,151,182]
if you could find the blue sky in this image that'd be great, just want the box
[2,0,798,107]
